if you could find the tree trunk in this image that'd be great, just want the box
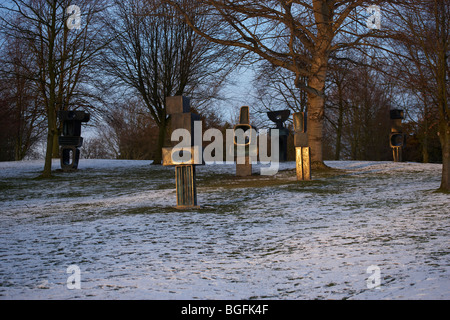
[335,93,344,160]
[439,121,450,192]
[306,55,328,169]
[52,129,60,159]
[435,0,449,191]
[422,134,429,163]
[42,110,57,178]
[307,92,324,166]
[421,112,430,163]
[41,3,57,178]
[15,134,22,161]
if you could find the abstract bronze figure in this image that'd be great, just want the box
[390,109,405,162]
[267,110,290,162]
[58,110,90,172]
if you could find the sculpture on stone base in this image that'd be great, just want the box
[162,96,202,208]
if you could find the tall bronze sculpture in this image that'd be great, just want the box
[267,110,290,162]
[293,112,311,180]
[162,96,202,208]
[58,110,90,172]
[390,109,405,162]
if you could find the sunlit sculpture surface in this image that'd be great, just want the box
[293,112,311,181]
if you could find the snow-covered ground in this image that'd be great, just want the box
[0,159,448,300]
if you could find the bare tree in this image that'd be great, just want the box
[253,61,308,115]
[345,65,392,160]
[0,0,109,177]
[163,0,391,168]
[100,0,232,165]
[95,97,159,160]
[0,36,45,161]
[81,137,115,160]
[382,0,450,191]
[325,59,354,160]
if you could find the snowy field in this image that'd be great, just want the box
[0,159,449,300]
